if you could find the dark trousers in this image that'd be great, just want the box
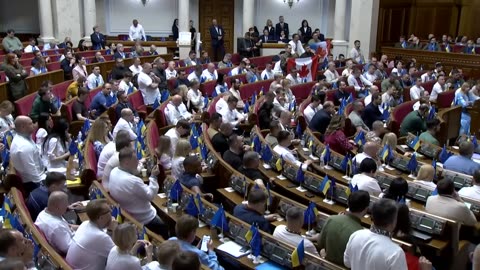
[145,215,169,240]
[212,43,225,62]
[23,182,40,198]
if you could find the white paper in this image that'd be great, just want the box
[158,193,166,198]
[296,186,307,192]
[178,32,191,46]
[263,164,272,169]
[276,175,286,180]
[309,155,319,161]
[224,187,235,193]
[217,240,250,258]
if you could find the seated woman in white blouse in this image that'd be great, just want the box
[187,80,205,113]
[42,118,70,174]
[106,223,153,270]
[413,164,437,190]
[171,139,192,179]
[273,131,312,171]
[156,136,173,170]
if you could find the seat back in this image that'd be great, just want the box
[437,90,455,109]
[421,80,436,94]
[238,79,274,100]
[290,81,316,103]
[127,90,145,111]
[200,80,217,97]
[207,96,222,117]
[14,92,37,116]
[146,120,159,157]
[85,86,102,109]
[389,100,417,136]
[52,80,73,101]
[249,55,274,69]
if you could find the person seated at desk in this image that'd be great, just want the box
[258,91,276,130]
[238,151,271,188]
[169,215,224,270]
[102,132,136,189]
[218,96,245,127]
[223,134,247,169]
[414,164,437,190]
[399,104,428,137]
[273,207,318,255]
[366,120,384,144]
[419,118,440,146]
[362,93,383,130]
[350,158,382,196]
[35,191,76,255]
[324,115,354,156]
[207,113,222,140]
[179,155,213,199]
[303,94,324,123]
[309,101,335,134]
[265,120,281,148]
[425,179,477,226]
[273,131,313,170]
[458,169,480,200]
[353,142,381,168]
[348,101,369,133]
[66,199,117,269]
[166,95,193,126]
[382,177,408,201]
[90,83,112,119]
[211,122,233,156]
[233,188,280,233]
[444,141,480,175]
[429,75,446,103]
[172,139,193,180]
[26,172,68,221]
[318,190,370,265]
[30,82,61,123]
[144,240,181,270]
[334,81,350,106]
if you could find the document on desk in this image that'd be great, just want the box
[217,240,250,258]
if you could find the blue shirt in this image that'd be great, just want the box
[90,91,108,117]
[26,185,49,220]
[168,237,224,270]
[233,204,270,233]
[179,173,201,189]
[443,155,480,175]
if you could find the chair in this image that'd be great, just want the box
[290,81,316,103]
[437,90,455,109]
[14,92,37,116]
[127,90,147,119]
[81,141,98,187]
[238,79,274,101]
[388,100,417,136]
[52,80,74,101]
[146,120,159,157]
[200,80,217,97]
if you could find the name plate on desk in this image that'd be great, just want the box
[443,169,473,189]
[230,175,247,196]
[407,183,433,203]
[262,241,292,267]
[410,211,446,236]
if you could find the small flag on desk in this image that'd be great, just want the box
[210,205,229,232]
[152,97,160,110]
[201,143,208,160]
[81,120,91,140]
[340,154,350,172]
[319,175,331,196]
[321,145,331,165]
[382,103,390,121]
[291,239,305,267]
[261,145,273,162]
[245,223,256,244]
[346,182,359,197]
[439,145,452,163]
[251,135,262,154]
[354,131,366,146]
[427,107,436,120]
[275,155,283,171]
[409,135,420,151]
[243,100,250,114]
[407,153,418,172]
[296,166,305,184]
[303,202,318,225]
[170,180,183,202]
[380,144,392,163]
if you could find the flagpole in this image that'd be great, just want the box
[219,204,225,243]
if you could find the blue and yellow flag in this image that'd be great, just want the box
[303,201,318,225]
[321,145,331,164]
[346,182,359,197]
[89,188,104,200]
[138,226,149,241]
[250,225,262,257]
[211,205,229,232]
[319,175,331,195]
[261,145,273,162]
[152,98,160,110]
[245,223,256,244]
[407,153,418,172]
[251,136,262,153]
[291,239,305,267]
[296,167,305,184]
[380,144,391,163]
[170,180,183,202]
[354,131,366,146]
[111,206,123,224]
[3,130,13,149]
[81,120,91,141]
[275,155,283,171]
[409,136,420,152]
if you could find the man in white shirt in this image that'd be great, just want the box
[10,116,46,193]
[348,68,371,98]
[165,61,178,79]
[129,19,146,41]
[303,94,323,123]
[112,108,137,140]
[219,96,245,127]
[165,95,192,125]
[342,60,354,77]
[285,67,302,85]
[23,38,40,53]
[109,147,169,238]
[102,134,134,189]
[35,191,76,255]
[364,85,379,106]
[349,40,365,64]
[273,207,318,255]
[86,66,105,90]
[363,64,378,83]
[184,50,199,66]
[273,130,312,170]
[429,75,446,102]
[201,63,218,82]
[410,77,427,100]
[165,120,191,155]
[324,62,341,84]
[229,61,247,76]
[458,170,480,200]
[97,130,130,178]
[353,142,380,166]
[128,57,143,75]
[288,34,305,56]
[381,85,395,106]
[188,65,203,82]
[43,41,59,51]
[350,158,381,196]
[344,199,409,270]
[260,63,274,80]
[138,63,160,105]
[66,199,117,269]
[421,69,436,83]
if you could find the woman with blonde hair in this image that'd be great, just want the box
[0,100,15,139]
[156,136,173,170]
[89,118,111,158]
[281,78,296,106]
[382,132,398,150]
[171,139,192,179]
[324,115,354,155]
[106,223,153,270]
[414,164,436,189]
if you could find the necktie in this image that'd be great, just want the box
[356,77,364,87]
[95,77,99,87]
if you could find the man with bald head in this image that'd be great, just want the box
[353,142,381,167]
[138,62,160,105]
[364,85,379,106]
[165,94,192,125]
[444,142,480,175]
[201,63,218,82]
[35,191,76,255]
[279,110,292,132]
[400,103,429,136]
[165,61,178,79]
[112,108,137,140]
[10,116,45,193]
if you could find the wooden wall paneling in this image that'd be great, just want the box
[458,5,480,39]
[199,0,235,57]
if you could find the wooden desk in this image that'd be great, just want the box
[25,69,65,95]
[104,40,178,55]
[260,43,286,56]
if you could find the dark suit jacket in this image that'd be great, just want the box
[299,26,312,43]
[238,38,255,58]
[91,57,105,64]
[318,33,325,42]
[259,35,273,44]
[309,109,332,134]
[463,46,476,54]
[114,51,128,60]
[258,102,273,130]
[90,32,106,50]
[409,43,422,50]
[263,26,276,40]
[362,103,383,129]
[423,43,440,51]
[275,22,289,39]
[394,41,408,48]
[210,25,224,47]
[60,58,74,80]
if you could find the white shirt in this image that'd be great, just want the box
[273,225,317,255]
[228,87,245,108]
[421,73,433,83]
[86,73,105,90]
[97,141,116,178]
[11,133,46,183]
[303,104,321,123]
[381,92,394,106]
[113,117,137,141]
[285,73,302,85]
[66,221,115,270]
[220,107,245,126]
[43,43,58,51]
[324,69,340,83]
[353,152,373,167]
[129,24,146,41]
[349,47,365,63]
[102,152,120,189]
[458,185,480,200]
[260,69,274,80]
[229,66,245,76]
[347,74,370,92]
[109,167,159,224]
[129,64,143,75]
[42,137,67,174]
[201,69,218,82]
[106,247,143,270]
[273,145,307,170]
[410,85,424,100]
[165,102,192,125]
[35,210,74,254]
[187,89,205,110]
[165,128,180,155]
[364,94,372,106]
[215,97,228,114]
[342,68,353,77]
[165,68,178,80]
[430,82,445,102]
[363,72,377,83]
[24,44,40,53]
[172,156,186,179]
[187,71,201,82]
[288,40,305,55]
[138,72,160,105]
[344,229,407,270]
[350,173,381,195]
[119,80,135,93]
[413,180,437,190]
